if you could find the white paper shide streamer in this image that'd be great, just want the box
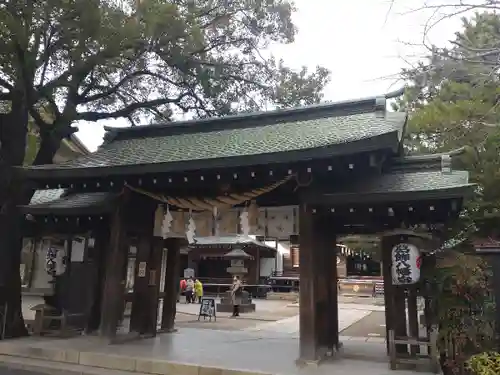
[213,206,220,236]
[161,205,173,239]
[240,209,250,236]
[186,211,196,244]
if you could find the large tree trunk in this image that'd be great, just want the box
[0,100,66,338]
[0,97,30,338]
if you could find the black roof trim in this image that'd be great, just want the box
[389,147,467,172]
[20,131,400,180]
[302,169,474,205]
[393,147,467,165]
[312,185,474,205]
[103,88,406,142]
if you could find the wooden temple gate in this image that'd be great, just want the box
[18,90,473,364]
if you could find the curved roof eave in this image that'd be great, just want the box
[18,130,401,180]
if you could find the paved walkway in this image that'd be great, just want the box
[1,298,435,375]
[0,328,426,375]
[175,299,384,337]
[244,307,372,335]
[176,299,297,321]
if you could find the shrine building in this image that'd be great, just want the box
[17,88,473,363]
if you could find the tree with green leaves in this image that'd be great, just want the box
[396,12,500,238]
[0,0,330,338]
[396,12,500,373]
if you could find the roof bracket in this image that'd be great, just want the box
[441,154,452,174]
[375,96,386,117]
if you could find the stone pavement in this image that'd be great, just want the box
[0,367,46,375]
[176,299,297,321]
[0,328,429,375]
[244,308,371,335]
[0,298,434,375]
[175,299,383,336]
[8,297,434,374]
[243,302,384,336]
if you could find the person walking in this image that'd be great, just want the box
[179,278,187,303]
[194,278,204,303]
[185,277,195,304]
[230,276,242,317]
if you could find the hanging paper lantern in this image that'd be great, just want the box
[391,243,422,285]
[45,247,66,277]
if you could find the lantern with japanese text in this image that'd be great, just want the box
[45,247,67,277]
[391,243,422,285]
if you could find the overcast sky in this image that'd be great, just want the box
[75,0,464,151]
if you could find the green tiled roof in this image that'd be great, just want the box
[313,170,474,204]
[24,110,406,177]
[349,170,471,194]
[22,189,115,214]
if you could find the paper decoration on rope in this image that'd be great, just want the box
[267,207,294,238]
[248,201,259,231]
[193,212,211,237]
[391,243,421,285]
[219,210,238,234]
[124,175,293,212]
[171,211,186,234]
[161,205,173,239]
[254,208,266,236]
[213,206,220,236]
[153,204,164,237]
[186,212,196,244]
[240,209,250,236]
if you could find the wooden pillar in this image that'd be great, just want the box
[327,232,339,351]
[407,287,420,356]
[146,237,164,336]
[299,203,317,361]
[312,216,339,352]
[99,204,128,339]
[161,237,181,332]
[381,235,409,355]
[86,231,109,333]
[60,237,73,311]
[129,235,152,334]
[255,247,260,283]
[298,205,334,362]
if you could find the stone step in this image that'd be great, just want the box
[0,354,151,375]
[0,342,262,375]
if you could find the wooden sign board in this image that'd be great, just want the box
[148,270,157,286]
[137,262,147,277]
[184,268,195,278]
[198,298,216,321]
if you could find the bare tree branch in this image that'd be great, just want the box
[76,93,190,122]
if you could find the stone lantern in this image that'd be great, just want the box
[216,243,256,313]
[223,244,253,280]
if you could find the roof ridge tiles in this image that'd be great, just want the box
[103,88,405,143]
